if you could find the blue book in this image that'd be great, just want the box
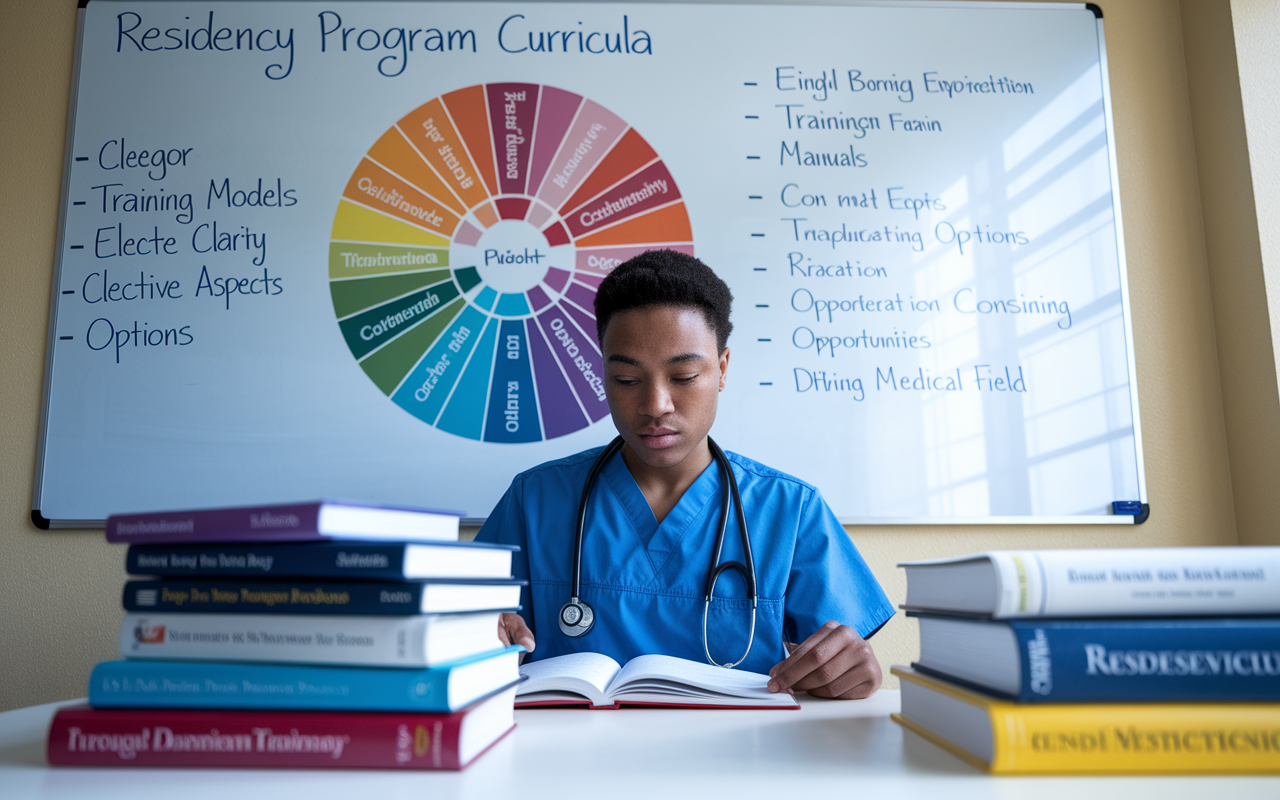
[126,540,516,580]
[911,614,1280,702]
[88,646,523,712]
[123,578,524,615]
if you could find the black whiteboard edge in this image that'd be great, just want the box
[31,512,104,529]
[1133,503,1150,524]
[32,4,89,528]
[1086,3,1103,18]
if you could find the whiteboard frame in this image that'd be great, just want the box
[31,0,1148,528]
[32,5,94,530]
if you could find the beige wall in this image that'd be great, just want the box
[1233,0,1280,407]
[0,0,1275,712]
[1181,0,1280,546]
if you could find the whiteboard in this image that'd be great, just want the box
[34,0,1146,526]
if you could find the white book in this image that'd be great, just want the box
[515,653,799,709]
[900,547,1280,618]
[120,612,502,667]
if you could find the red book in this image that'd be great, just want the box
[47,686,515,769]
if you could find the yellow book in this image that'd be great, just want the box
[891,666,1280,774]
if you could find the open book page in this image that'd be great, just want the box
[607,654,796,707]
[516,652,623,707]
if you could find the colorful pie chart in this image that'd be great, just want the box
[330,84,694,442]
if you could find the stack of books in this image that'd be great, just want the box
[47,500,525,770]
[891,546,1280,774]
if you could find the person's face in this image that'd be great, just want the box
[601,305,729,471]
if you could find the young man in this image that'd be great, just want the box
[475,250,893,699]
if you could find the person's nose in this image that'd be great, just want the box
[639,380,675,419]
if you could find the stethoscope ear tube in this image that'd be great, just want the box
[561,437,624,640]
[703,437,757,668]
[570,436,625,600]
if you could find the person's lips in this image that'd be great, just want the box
[637,427,679,449]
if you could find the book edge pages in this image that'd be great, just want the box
[890,713,992,772]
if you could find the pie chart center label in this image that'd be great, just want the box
[461,220,563,295]
[329,82,694,443]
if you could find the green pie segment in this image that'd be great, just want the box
[339,280,460,360]
[358,298,466,395]
[328,242,449,279]
[330,269,451,319]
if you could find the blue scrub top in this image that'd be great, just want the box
[475,445,894,674]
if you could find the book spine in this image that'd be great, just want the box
[123,580,426,615]
[987,703,1280,773]
[995,550,1280,617]
[47,707,478,769]
[88,660,457,712]
[118,613,430,667]
[1012,622,1280,702]
[127,543,409,579]
[107,504,325,544]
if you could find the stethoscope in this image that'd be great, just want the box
[557,435,758,668]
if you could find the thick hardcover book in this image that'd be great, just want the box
[119,611,504,668]
[899,547,1280,618]
[515,653,798,709]
[891,667,1280,774]
[48,686,516,769]
[123,578,525,615]
[127,540,515,580]
[89,647,522,712]
[912,615,1280,702]
[106,500,463,545]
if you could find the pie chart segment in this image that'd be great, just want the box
[327,242,448,281]
[530,101,629,211]
[436,316,502,440]
[486,83,540,195]
[526,87,586,200]
[441,85,502,198]
[331,201,450,250]
[330,84,695,442]
[559,129,659,214]
[359,298,466,396]
[366,128,468,217]
[484,319,544,443]
[396,99,492,211]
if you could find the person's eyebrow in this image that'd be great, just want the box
[666,353,706,364]
[606,353,708,366]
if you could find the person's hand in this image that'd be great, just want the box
[766,620,881,699]
[497,612,536,661]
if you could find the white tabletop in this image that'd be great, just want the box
[3,692,1277,799]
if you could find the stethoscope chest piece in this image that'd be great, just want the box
[558,597,595,637]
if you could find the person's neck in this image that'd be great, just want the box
[619,438,713,524]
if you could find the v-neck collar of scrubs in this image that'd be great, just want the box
[599,449,720,572]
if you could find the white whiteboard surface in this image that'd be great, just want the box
[35,0,1146,526]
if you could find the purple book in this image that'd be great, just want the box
[106,500,463,545]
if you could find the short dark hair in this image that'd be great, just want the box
[593,250,734,351]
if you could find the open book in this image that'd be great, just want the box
[515,652,799,709]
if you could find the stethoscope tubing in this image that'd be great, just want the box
[569,435,758,668]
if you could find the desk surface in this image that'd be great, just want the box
[3,693,1277,799]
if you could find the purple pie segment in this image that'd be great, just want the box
[525,318,589,438]
[487,83,540,195]
[534,304,610,422]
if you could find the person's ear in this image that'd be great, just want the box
[718,347,730,391]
